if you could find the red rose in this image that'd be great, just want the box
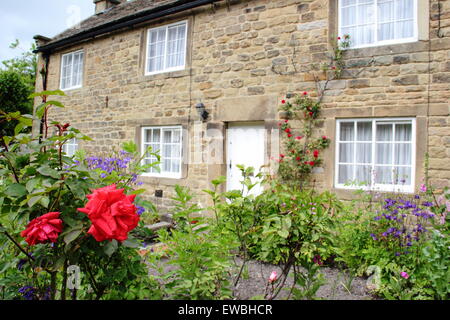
[322,136,327,140]
[331,66,336,70]
[303,91,308,96]
[21,212,63,246]
[77,184,140,242]
[281,99,286,104]
[288,133,293,138]
[296,156,301,161]
[309,161,315,166]
[280,154,285,158]
[190,220,199,224]
[313,150,319,158]
[309,112,313,116]
[337,36,341,40]
[295,136,303,140]
[284,128,291,133]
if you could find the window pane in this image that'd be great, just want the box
[394,166,411,185]
[341,6,356,26]
[152,129,160,143]
[338,164,354,184]
[378,0,394,23]
[163,144,171,158]
[355,165,372,185]
[172,145,181,158]
[163,130,172,143]
[375,166,393,184]
[376,143,392,164]
[378,22,395,41]
[339,143,354,163]
[342,0,357,6]
[396,0,414,19]
[394,143,411,165]
[340,122,354,141]
[172,160,180,173]
[356,143,372,163]
[357,122,372,141]
[376,123,393,141]
[395,20,414,38]
[163,159,172,172]
[395,123,412,141]
[173,129,181,143]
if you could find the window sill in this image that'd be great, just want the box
[139,174,185,186]
[141,68,191,81]
[332,186,415,201]
[343,39,428,59]
[60,86,83,92]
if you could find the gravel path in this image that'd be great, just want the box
[148,255,374,300]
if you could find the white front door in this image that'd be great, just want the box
[226,123,266,195]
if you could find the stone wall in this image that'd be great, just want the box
[35,0,450,215]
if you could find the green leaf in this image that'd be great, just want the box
[277,229,289,239]
[5,183,27,198]
[27,196,42,207]
[37,166,60,179]
[122,239,140,248]
[104,240,118,257]
[39,196,50,208]
[64,228,83,245]
[26,178,40,193]
[30,90,66,98]
[130,189,146,195]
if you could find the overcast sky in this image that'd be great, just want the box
[0,0,95,62]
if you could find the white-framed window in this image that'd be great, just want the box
[338,0,418,48]
[60,50,84,90]
[141,126,183,178]
[63,137,78,157]
[335,118,416,193]
[145,21,188,75]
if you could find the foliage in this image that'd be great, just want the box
[334,186,449,300]
[156,185,233,300]
[0,71,33,136]
[0,91,160,300]
[205,166,339,299]
[1,40,37,91]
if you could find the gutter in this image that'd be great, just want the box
[35,0,223,54]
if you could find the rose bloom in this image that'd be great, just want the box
[400,271,409,279]
[269,271,277,283]
[281,99,286,104]
[78,184,140,242]
[313,150,319,158]
[21,212,63,246]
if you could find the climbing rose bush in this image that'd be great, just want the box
[77,184,140,242]
[20,212,63,245]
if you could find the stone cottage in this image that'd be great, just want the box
[33,0,449,212]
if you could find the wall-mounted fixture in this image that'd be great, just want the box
[195,102,209,122]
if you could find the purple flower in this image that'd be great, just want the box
[400,271,409,279]
[100,173,107,178]
[18,286,36,300]
[136,205,145,216]
[422,201,433,207]
[370,233,378,241]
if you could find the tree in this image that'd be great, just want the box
[0,40,36,136]
[0,70,33,136]
[1,40,37,91]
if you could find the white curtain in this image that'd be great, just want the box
[148,28,166,72]
[166,24,186,68]
[61,54,72,89]
[341,0,414,46]
[72,52,83,87]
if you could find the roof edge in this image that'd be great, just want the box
[35,0,223,54]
